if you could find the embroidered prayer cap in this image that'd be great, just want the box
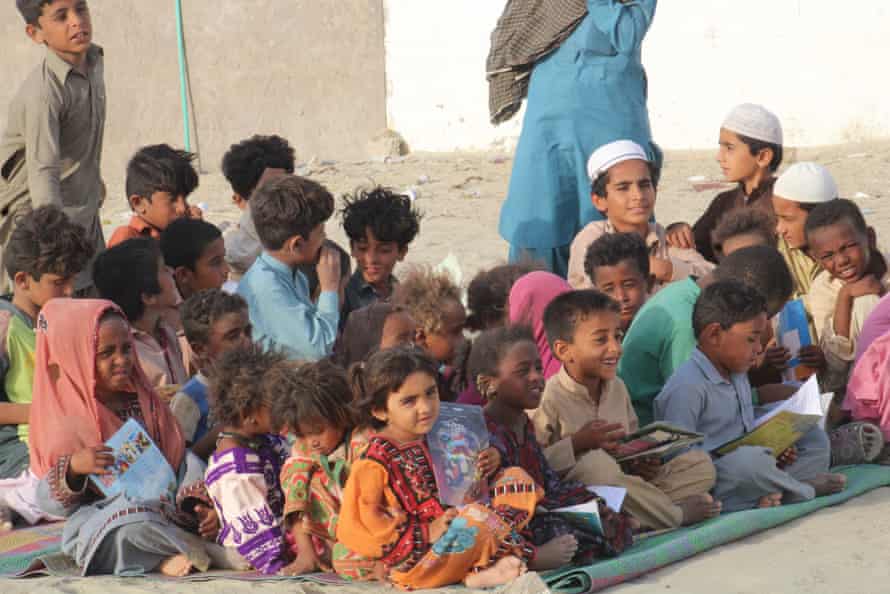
[721,103,783,145]
[773,162,838,204]
[587,140,649,183]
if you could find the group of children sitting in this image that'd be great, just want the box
[3,95,890,588]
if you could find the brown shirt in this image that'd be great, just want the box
[691,178,776,263]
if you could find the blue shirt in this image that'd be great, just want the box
[172,374,210,444]
[238,251,339,360]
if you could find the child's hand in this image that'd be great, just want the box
[623,456,662,481]
[777,446,798,469]
[844,274,884,299]
[665,223,694,249]
[764,344,791,371]
[798,345,826,370]
[194,504,220,541]
[68,446,115,479]
[477,447,501,478]
[649,256,674,282]
[316,245,342,294]
[572,420,625,454]
[430,508,458,542]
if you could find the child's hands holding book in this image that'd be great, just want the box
[430,508,459,542]
[571,420,625,455]
[194,504,220,541]
[797,345,826,371]
[69,445,115,478]
[776,446,798,469]
[622,455,662,481]
[764,343,791,371]
[477,447,501,478]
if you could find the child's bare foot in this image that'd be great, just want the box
[158,554,194,577]
[0,505,13,533]
[804,473,847,497]
[679,494,722,526]
[465,556,526,588]
[280,554,317,576]
[757,493,782,508]
[528,534,577,571]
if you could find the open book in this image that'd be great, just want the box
[777,299,816,382]
[91,419,178,502]
[428,403,490,507]
[713,375,826,458]
[553,486,627,535]
[613,422,704,463]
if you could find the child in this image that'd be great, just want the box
[341,186,421,321]
[273,359,365,575]
[160,218,230,300]
[334,303,417,368]
[237,175,341,361]
[0,206,93,526]
[29,299,209,576]
[93,238,188,392]
[221,135,295,278]
[711,208,778,262]
[533,290,719,530]
[170,289,252,457]
[619,245,794,425]
[108,144,199,247]
[466,262,542,333]
[0,0,105,294]
[584,233,652,332]
[666,103,783,263]
[336,346,538,589]
[655,281,845,511]
[205,343,291,574]
[568,140,712,290]
[508,271,571,379]
[471,327,634,568]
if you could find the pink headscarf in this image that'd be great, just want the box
[845,331,890,441]
[508,271,572,379]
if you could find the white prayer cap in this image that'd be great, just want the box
[773,162,838,204]
[721,103,783,145]
[587,140,649,183]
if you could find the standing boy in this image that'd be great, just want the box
[0,0,106,293]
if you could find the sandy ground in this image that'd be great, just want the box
[7,141,890,593]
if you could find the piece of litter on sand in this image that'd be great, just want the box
[417,174,431,185]
[453,175,484,189]
[854,192,871,199]
[687,175,707,182]
[464,190,482,199]
[489,155,509,164]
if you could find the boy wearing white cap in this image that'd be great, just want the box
[667,103,783,263]
[566,140,713,290]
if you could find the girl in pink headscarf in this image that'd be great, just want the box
[508,271,572,379]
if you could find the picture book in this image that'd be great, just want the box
[777,299,815,382]
[553,487,627,535]
[613,422,704,462]
[91,419,178,502]
[428,402,490,507]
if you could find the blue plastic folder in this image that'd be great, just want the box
[778,299,812,374]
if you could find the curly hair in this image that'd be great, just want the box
[180,289,248,347]
[466,325,535,385]
[393,266,462,334]
[341,186,421,248]
[208,343,287,426]
[583,232,650,284]
[250,175,335,250]
[267,359,355,434]
[221,135,296,199]
[466,261,542,332]
[712,208,777,253]
[5,206,95,280]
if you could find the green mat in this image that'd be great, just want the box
[542,465,890,593]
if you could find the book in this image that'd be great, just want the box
[552,487,627,536]
[428,402,490,507]
[91,419,178,502]
[713,375,826,458]
[613,422,705,462]
[777,299,815,382]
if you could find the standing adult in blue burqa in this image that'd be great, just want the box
[495,0,659,277]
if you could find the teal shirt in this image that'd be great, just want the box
[619,278,700,425]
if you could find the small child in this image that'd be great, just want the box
[533,290,719,530]
[0,206,94,527]
[108,144,199,247]
[340,187,421,321]
[336,346,536,589]
[170,289,252,457]
[667,103,783,263]
[584,233,652,332]
[471,327,634,569]
[0,0,105,294]
[568,140,712,290]
[711,208,778,262]
[238,175,341,361]
[221,135,295,279]
[93,238,188,392]
[205,343,291,574]
[655,281,845,511]
[466,262,542,333]
[508,271,571,379]
[334,303,417,368]
[160,218,230,300]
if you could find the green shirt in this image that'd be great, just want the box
[0,300,34,478]
[619,277,701,426]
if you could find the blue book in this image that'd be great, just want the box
[777,299,814,382]
[428,403,490,507]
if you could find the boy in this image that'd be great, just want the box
[340,186,421,320]
[221,135,295,278]
[619,245,794,425]
[533,290,719,530]
[0,0,105,294]
[655,280,845,511]
[583,232,652,331]
[667,103,782,263]
[171,289,252,459]
[108,144,199,247]
[93,238,188,392]
[238,175,341,361]
[0,206,93,526]
[711,208,777,262]
[567,140,712,290]
[160,218,230,300]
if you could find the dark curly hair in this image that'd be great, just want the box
[5,206,95,280]
[465,261,542,332]
[251,175,335,250]
[804,198,867,238]
[208,343,287,427]
[267,359,355,435]
[692,279,767,338]
[583,232,650,286]
[350,346,439,430]
[466,325,535,385]
[712,208,777,255]
[221,135,296,199]
[341,186,421,248]
[180,289,248,347]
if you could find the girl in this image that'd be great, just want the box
[335,346,540,589]
[335,303,417,368]
[471,326,634,568]
[205,343,291,574]
[508,271,572,379]
[29,299,209,576]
